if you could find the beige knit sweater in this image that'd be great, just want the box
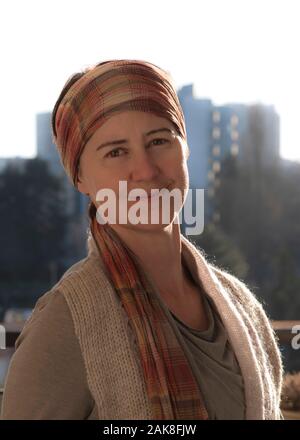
[4,232,284,419]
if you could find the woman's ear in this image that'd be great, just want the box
[77,166,89,196]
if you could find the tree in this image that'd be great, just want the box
[0,158,70,288]
[213,153,300,319]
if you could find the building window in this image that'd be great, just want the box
[231,143,239,156]
[208,187,215,198]
[213,211,220,222]
[231,130,239,141]
[212,111,221,123]
[212,161,221,173]
[212,145,221,156]
[207,170,214,181]
[214,177,221,187]
[230,114,239,126]
[212,127,221,139]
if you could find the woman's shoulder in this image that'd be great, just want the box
[208,263,283,396]
[58,251,104,285]
[31,251,118,343]
[39,251,109,308]
[15,288,74,350]
[208,262,263,315]
[13,258,102,348]
[2,286,96,420]
[208,262,277,338]
[15,258,89,344]
[14,246,104,349]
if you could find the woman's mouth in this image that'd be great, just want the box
[137,185,172,200]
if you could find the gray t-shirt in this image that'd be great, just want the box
[164,291,246,419]
[1,287,245,420]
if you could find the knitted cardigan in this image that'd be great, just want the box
[45,232,283,420]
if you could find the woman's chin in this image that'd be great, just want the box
[110,217,178,234]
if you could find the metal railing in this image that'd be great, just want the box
[271,320,300,345]
[1,320,299,348]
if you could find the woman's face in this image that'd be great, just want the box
[77,110,190,232]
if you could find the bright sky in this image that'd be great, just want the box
[0,0,299,162]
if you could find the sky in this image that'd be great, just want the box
[0,0,299,162]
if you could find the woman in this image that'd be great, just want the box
[1,59,283,420]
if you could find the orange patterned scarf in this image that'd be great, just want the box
[90,214,208,419]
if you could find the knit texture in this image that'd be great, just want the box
[48,232,283,420]
[88,220,209,419]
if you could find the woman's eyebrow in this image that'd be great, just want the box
[96,128,174,151]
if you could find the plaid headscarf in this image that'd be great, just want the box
[52,59,187,187]
[52,59,208,419]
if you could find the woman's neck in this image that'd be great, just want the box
[110,222,189,298]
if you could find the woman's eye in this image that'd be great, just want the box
[105,148,126,159]
[150,138,169,146]
[104,139,170,159]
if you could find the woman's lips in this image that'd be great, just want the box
[137,185,171,199]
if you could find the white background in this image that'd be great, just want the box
[0,0,299,161]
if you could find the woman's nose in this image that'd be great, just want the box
[129,150,160,182]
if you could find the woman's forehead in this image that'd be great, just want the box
[92,111,174,136]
